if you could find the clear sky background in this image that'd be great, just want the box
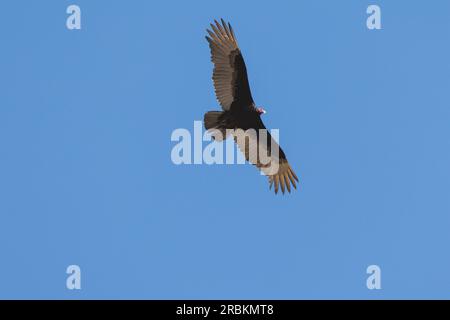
[1,0,449,299]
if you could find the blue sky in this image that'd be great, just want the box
[1,0,450,299]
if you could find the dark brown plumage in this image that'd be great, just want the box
[204,19,299,194]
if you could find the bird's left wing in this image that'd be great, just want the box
[205,19,255,111]
[233,121,299,194]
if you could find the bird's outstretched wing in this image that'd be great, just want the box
[233,120,299,194]
[205,19,254,111]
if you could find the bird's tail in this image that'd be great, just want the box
[204,111,223,130]
[204,111,232,141]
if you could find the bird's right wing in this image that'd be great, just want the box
[206,19,255,111]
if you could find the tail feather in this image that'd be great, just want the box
[204,111,223,130]
[204,111,232,141]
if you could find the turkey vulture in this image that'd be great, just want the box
[204,19,299,194]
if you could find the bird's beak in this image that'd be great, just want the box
[262,109,267,114]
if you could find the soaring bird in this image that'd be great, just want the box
[204,19,299,194]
